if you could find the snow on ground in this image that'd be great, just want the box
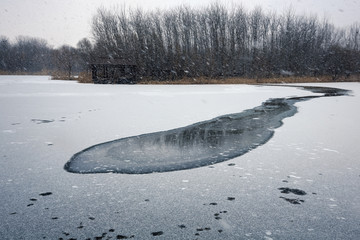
[0,76,359,239]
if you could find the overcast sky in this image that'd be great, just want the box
[1,0,359,48]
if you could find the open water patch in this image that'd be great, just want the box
[64,86,350,174]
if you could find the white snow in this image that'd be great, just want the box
[0,75,359,239]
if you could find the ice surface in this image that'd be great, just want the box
[65,86,350,174]
[1,76,359,239]
[65,98,297,174]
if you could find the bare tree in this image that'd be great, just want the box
[53,45,77,79]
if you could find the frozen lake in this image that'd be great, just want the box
[1,76,359,239]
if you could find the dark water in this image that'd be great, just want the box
[64,86,350,174]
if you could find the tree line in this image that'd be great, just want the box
[91,4,359,80]
[0,35,91,78]
[1,4,359,81]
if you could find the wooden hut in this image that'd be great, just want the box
[91,59,137,84]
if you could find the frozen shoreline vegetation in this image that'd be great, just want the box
[65,86,350,174]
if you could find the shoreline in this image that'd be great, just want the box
[1,73,359,84]
[138,75,360,85]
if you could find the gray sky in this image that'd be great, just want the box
[1,0,359,48]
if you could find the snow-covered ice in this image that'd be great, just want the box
[64,86,349,174]
[0,76,359,239]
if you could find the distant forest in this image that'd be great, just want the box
[1,4,359,81]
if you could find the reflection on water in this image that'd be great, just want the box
[64,86,350,174]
